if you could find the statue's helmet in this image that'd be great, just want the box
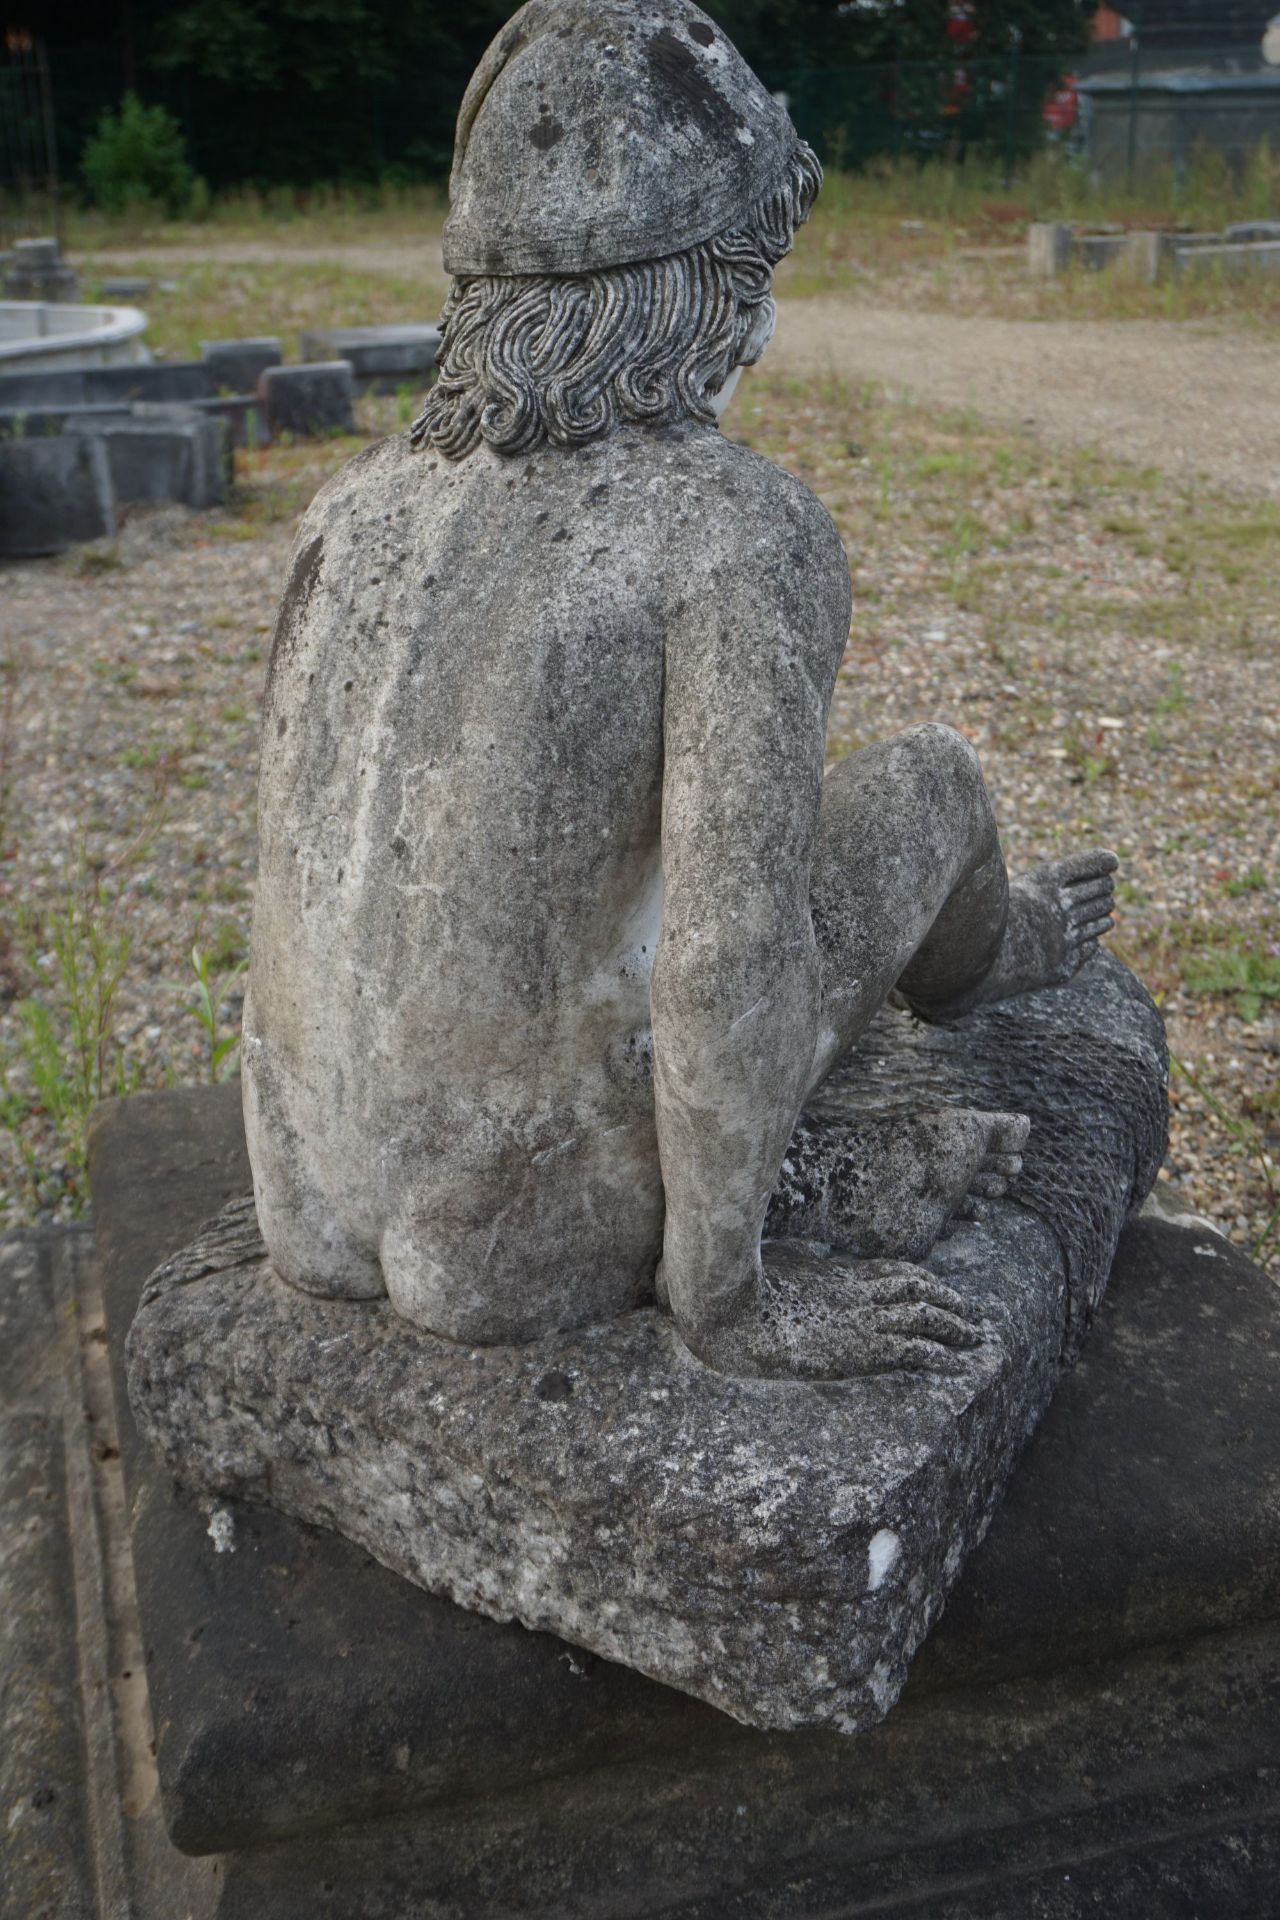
[443,0,803,277]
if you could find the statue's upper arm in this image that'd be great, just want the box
[660,478,847,937]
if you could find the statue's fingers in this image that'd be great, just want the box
[1063,876,1114,909]
[872,1301,981,1349]
[857,1335,978,1377]
[1056,848,1118,884]
[848,1271,970,1315]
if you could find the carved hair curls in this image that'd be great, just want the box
[412,143,822,460]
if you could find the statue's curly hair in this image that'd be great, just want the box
[412,143,821,461]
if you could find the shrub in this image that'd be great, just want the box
[82,92,194,217]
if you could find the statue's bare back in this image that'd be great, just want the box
[246,424,844,1343]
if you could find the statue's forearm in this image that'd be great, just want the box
[652,940,819,1348]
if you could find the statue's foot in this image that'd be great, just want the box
[691,1244,985,1381]
[767,1106,1030,1263]
[911,850,1118,1021]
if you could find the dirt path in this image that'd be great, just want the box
[768,298,1280,498]
[87,243,1279,493]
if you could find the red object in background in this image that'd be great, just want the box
[1044,73,1079,132]
[1091,5,1133,42]
[946,3,977,48]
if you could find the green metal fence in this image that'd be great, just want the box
[777,53,1079,180]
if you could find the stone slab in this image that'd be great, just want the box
[260,361,355,436]
[201,337,283,392]
[1176,239,1280,275]
[79,411,230,510]
[0,360,214,413]
[0,432,115,556]
[0,1414,95,1918]
[1,393,268,452]
[298,323,441,392]
[0,1233,96,1919]
[0,1230,60,1411]
[153,1630,1280,1918]
[91,1084,1280,1912]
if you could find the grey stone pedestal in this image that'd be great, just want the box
[19,1082,1264,1916]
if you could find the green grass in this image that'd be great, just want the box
[67,145,1280,336]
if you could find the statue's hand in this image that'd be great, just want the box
[668,1240,986,1382]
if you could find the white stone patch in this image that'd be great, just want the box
[736,124,755,145]
[206,1507,236,1553]
[867,1528,901,1590]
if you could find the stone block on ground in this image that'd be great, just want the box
[99,275,153,299]
[0,432,115,556]
[67,407,231,510]
[1176,239,1280,276]
[127,954,1166,1739]
[201,336,283,392]
[260,361,355,436]
[0,361,214,413]
[4,235,79,302]
[298,323,441,392]
[1120,229,1175,283]
[1027,221,1072,276]
[1077,231,1126,270]
[0,1412,95,1916]
[1225,218,1280,243]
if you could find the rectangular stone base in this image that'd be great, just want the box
[80,1084,1280,1920]
[123,962,1170,1741]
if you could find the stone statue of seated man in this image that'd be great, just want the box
[242,0,1117,1383]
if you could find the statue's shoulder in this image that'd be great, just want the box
[664,429,844,576]
[292,432,420,550]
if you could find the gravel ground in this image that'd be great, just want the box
[1,374,1275,1268]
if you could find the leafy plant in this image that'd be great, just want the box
[1,876,141,1206]
[82,93,195,218]
[1181,946,1280,1026]
[188,942,247,1081]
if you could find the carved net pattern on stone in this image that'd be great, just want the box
[810,956,1168,1352]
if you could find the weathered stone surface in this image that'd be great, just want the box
[1027,220,1072,275]
[0,1414,94,1917]
[297,323,440,391]
[4,235,79,302]
[129,955,1164,1737]
[0,1388,94,1920]
[69,408,230,510]
[442,0,799,276]
[0,360,214,411]
[260,360,354,435]
[0,433,115,555]
[93,1084,1280,1913]
[201,336,283,391]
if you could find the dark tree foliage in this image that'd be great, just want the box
[40,0,1100,192]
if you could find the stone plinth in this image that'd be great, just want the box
[0,433,115,555]
[126,955,1166,1737]
[260,360,354,435]
[80,1080,1280,1915]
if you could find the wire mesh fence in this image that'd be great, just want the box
[7,37,1280,217]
